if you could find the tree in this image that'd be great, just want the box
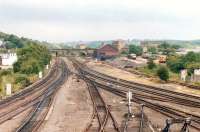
[166,55,184,73]
[158,42,170,49]
[148,47,157,54]
[147,59,156,69]
[182,51,200,63]
[129,45,143,56]
[158,42,177,55]
[157,66,169,81]
[5,41,16,49]
[121,50,128,55]
[185,62,200,76]
[171,44,181,49]
[13,43,51,74]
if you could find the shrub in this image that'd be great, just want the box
[0,70,12,76]
[157,66,169,81]
[15,74,30,87]
[147,59,156,69]
[129,45,143,56]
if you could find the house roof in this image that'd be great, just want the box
[97,44,118,52]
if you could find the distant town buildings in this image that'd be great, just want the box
[140,41,161,48]
[112,40,125,52]
[76,44,87,49]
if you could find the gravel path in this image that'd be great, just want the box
[39,74,92,132]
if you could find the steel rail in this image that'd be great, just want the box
[15,59,68,132]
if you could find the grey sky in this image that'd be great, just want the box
[0,0,200,42]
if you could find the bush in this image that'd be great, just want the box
[121,51,128,55]
[15,74,30,87]
[147,59,156,69]
[0,70,12,76]
[13,43,51,74]
[148,47,157,54]
[157,66,169,81]
[129,45,143,56]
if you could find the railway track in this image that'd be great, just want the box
[71,58,200,107]
[83,78,121,132]
[0,58,68,132]
[0,68,58,124]
[83,68,200,108]
[70,58,200,131]
[101,85,200,131]
[15,59,68,132]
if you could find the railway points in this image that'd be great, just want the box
[71,57,200,132]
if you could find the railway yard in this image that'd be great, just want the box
[0,57,199,132]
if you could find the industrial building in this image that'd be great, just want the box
[94,44,119,60]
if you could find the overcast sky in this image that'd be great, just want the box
[0,0,200,42]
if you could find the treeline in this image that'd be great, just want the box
[0,31,51,94]
[0,32,51,49]
[128,42,181,56]
[167,52,200,75]
[13,43,51,74]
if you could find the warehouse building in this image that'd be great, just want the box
[94,44,119,60]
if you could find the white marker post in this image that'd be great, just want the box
[126,90,133,118]
[39,71,43,79]
[46,65,49,70]
[6,84,12,96]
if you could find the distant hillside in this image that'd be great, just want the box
[191,40,200,45]
[0,31,57,49]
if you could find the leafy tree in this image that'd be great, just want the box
[158,42,180,55]
[166,55,184,73]
[158,42,171,49]
[182,51,200,63]
[148,47,157,54]
[13,43,51,74]
[157,66,169,81]
[185,62,200,76]
[171,44,181,49]
[0,69,12,76]
[166,52,200,75]
[15,74,30,87]
[121,50,128,55]
[4,34,24,48]
[5,41,16,49]
[147,59,156,69]
[129,45,143,56]
[13,62,21,73]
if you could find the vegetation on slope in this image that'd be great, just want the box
[0,31,51,96]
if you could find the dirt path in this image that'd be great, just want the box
[39,74,92,132]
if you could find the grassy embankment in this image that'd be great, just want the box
[0,32,51,97]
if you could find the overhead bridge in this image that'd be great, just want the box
[50,48,95,56]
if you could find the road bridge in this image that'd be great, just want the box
[50,48,95,56]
